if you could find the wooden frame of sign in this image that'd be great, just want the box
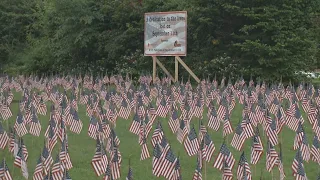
[145,11,199,84]
[152,56,200,83]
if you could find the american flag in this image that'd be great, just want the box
[250,128,263,165]
[118,99,131,120]
[0,121,9,149]
[241,115,255,139]
[168,108,179,133]
[51,155,63,180]
[275,106,286,134]
[14,111,28,137]
[207,106,220,131]
[129,113,141,135]
[60,138,73,170]
[70,110,83,134]
[311,135,320,164]
[103,163,113,180]
[222,160,233,180]
[231,122,246,151]
[292,149,307,180]
[110,146,121,179]
[236,152,252,180]
[161,147,178,179]
[299,133,311,162]
[213,143,235,171]
[313,115,320,140]
[88,116,98,139]
[14,146,29,179]
[223,110,233,137]
[156,96,169,118]
[192,155,202,180]
[171,157,182,180]
[266,141,278,172]
[293,122,305,150]
[266,114,278,147]
[29,111,41,137]
[152,141,170,177]
[44,114,56,138]
[33,155,44,180]
[42,144,53,175]
[201,132,215,162]
[47,125,57,152]
[37,98,47,116]
[140,129,150,161]
[126,166,133,180]
[0,159,13,180]
[91,138,105,177]
[184,125,200,156]
[151,122,164,147]
[286,104,304,131]
[177,119,188,144]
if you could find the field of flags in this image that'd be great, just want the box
[0,74,320,179]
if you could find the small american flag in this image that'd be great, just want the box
[140,128,150,161]
[151,122,164,147]
[266,141,278,172]
[183,125,199,156]
[201,132,215,162]
[231,122,246,151]
[222,161,233,180]
[129,113,141,135]
[168,108,179,134]
[51,155,63,180]
[33,155,44,180]
[29,110,41,137]
[42,144,53,176]
[88,116,98,139]
[14,111,28,137]
[207,106,220,131]
[266,114,278,147]
[292,148,307,180]
[14,146,29,179]
[250,128,263,165]
[311,135,320,164]
[91,138,104,176]
[110,147,121,179]
[70,111,83,134]
[236,152,251,180]
[0,159,13,180]
[223,110,233,137]
[177,119,188,144]
[0,121,9,149]
[213,143,235,171]
[192,155,202,180]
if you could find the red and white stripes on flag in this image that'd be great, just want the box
[236,152,252,180]
[250,128,263,165]
[70,111,83,134]
[311,135,320,164]
[14,112,28,137]
[183,126,199,156]
[213,143,235,171]
[0,122,9,149]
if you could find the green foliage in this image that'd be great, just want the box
[1,0,320,83]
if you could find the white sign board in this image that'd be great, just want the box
[144,11,187,56]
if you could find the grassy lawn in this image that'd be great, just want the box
[0,90,318,180]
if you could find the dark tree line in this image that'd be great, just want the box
[1,0,320,83]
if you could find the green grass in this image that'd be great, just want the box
[0,91,319,180]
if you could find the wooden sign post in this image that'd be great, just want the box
[145,11,199,83]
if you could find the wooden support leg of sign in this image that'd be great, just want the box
[152,56,175,83]
[151,56,200,84]
[175,56,200,83]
